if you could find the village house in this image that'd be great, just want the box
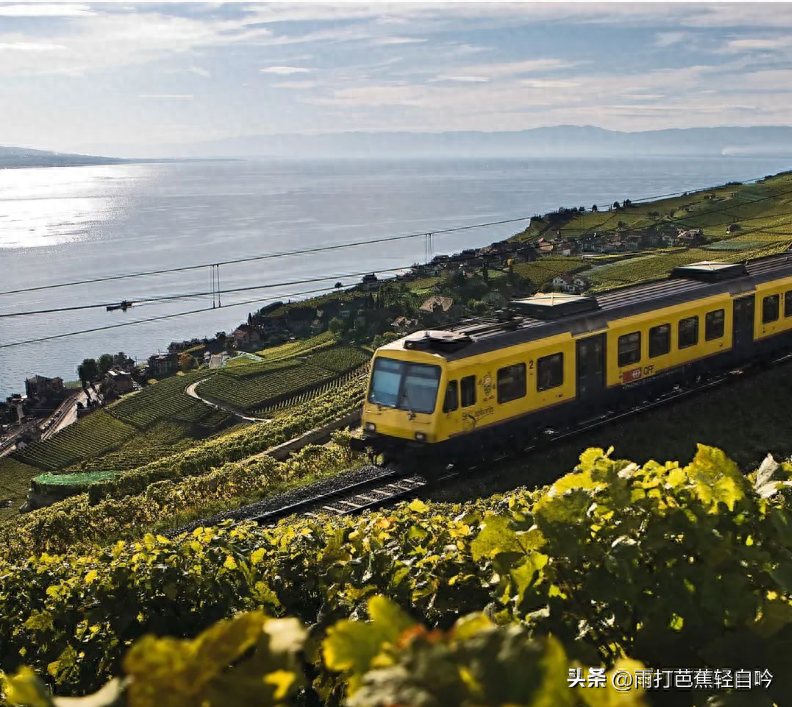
[391,316,419,335]
[552,274,590,294]
[24,375,65,404]
[147,353,179,378]
[232,324,262,348]
[104,368,134,396]
[360,273,379,291]
[675,228,706,246]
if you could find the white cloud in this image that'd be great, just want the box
[370,36,426,46]
[654,32,690,47]
[260,66,311,75]
[188,66,211,78]
[0,3,93,17]
[455,58,580,79]
[432,75,490,83]
[725,37,792,52]
[273,81,317,90]
[0,10,275,77]
[0,42,65,52]
[521,79,580,89]
[139,94,194,100]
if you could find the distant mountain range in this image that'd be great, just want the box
[10,125,792,166]
[0,145,131,168]
[120,125,792,160]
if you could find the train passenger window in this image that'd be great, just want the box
[443,381,458,413]
[705,309,725,341]
[618,332,641,367]
[497,363,526,403]
[649,324,671,358]
[763,294,780,323]
[786,291,792,318]
[678,316,699,349]
[537,353,564,391]
[460,375,476,407]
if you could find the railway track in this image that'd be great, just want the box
[249,472,428,523]
[177,347,792,534]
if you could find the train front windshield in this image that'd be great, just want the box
[368,358,441,414]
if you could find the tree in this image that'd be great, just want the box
[592,204,598,212]
[623,198,632,208]
[179,353,196,372]
[77,358,98,387]
[328,317,346,335]
[613,201,621,210]
[334,282,343,289]
[97,353,114,375]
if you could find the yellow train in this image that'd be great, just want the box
[355,254,792,461]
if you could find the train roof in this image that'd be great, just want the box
[393,251,792,361]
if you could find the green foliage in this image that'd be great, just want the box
[2,445,792,707]
[1,597,647,707]
[0,436,361,559]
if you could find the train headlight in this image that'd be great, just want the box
[365,422,377,432]
[414,432,427,442]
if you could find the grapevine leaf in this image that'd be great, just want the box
[5,667,54,707]
[686,445,745,513]
[470,516,525,561]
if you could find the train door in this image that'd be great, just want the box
[576,334,606,404]
[732,295,755,358]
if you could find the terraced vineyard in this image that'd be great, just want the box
[59,419,236,474]
[196,345,369,412]
[304,345,370,373]
[254,330,336,360]
[255,363,369,416]
[12,411,134,471]
[105,370,215,429]
[512,256,588,286]
[197,362,335,410]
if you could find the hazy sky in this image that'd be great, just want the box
[3,2,792,154]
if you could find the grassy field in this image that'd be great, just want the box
[0,457,43,520]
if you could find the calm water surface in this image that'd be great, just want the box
[1,157,790,395]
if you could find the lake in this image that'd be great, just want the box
[1,156,790,395]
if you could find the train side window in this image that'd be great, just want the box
[786,291,792,318]
[705,309,725,341]
[678,316,699,349]
[497,363,526,403]
[460,375,476,407]
[763,294,780,323]
[443,381,459,413]
[537,353,564,391]
[618,332,641,367]
[649,324,671,358]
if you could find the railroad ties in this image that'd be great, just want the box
[247,471,428,526]
[307,475,427,517]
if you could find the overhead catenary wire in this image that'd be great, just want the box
[0,284,345,350]
[0,253,500,319]
[0,214,536,298]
